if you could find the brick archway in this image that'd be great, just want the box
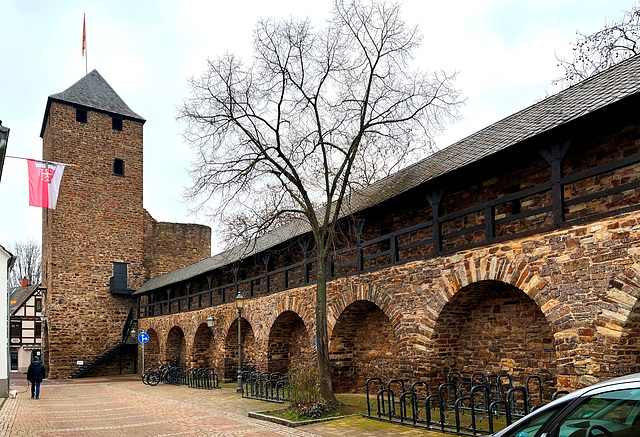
[429,279,557,397]
[329,299,398,393]
[267,310,312,373]
[327,282,402,337]
[224,317,256,381]
[166,326,186,367]
[191,323,214,369]
[144,328,161,368]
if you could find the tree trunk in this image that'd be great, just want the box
[315,250,338,403]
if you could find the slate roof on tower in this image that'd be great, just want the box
[40,70,145,137]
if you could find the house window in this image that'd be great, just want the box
[112,117,123,131]
[35,298,42,313]
[35,322,42,338]
[113,158,125,177]
[10,321,21,339]
[76,108,87,123]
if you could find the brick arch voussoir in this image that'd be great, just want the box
[438,254,552,323]
[220,307,256,340]
[610,263,640,336]
[327,281,401,338]
[268,295,314,334]
[442,255,548,307]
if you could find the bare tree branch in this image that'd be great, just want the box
[178,0,462,401]
[8,239,41,288]
[555,3,640,87]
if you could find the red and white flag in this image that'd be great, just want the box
[82,14,86,57]
[28,159,66,209]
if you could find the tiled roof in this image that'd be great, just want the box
[40,70,144,137]
[10,284,41,315]
[135,54,640,295]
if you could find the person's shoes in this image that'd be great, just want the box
[31,395,34,398]
[35,397,39,399]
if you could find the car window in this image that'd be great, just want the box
[499,402,568,437]
[555,388,640,437]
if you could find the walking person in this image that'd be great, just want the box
[27,359,46,399]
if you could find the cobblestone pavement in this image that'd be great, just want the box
[0,375,445,436]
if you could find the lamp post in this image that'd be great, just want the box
[0,120,9,184]
[235,292,244,393]
[206,315,215,332]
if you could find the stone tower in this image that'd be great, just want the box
[40,70,211,378]
[40,71,145,378]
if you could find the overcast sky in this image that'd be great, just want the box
[0,0,634,255]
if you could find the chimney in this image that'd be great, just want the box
[20,277,28,288]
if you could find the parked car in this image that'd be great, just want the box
[492,373,640,437]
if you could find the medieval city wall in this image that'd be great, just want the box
[139,208,640,392]
[138,105,640,391]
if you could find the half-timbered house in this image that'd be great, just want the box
[9,281,45,373]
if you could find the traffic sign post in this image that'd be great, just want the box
[138,332,149,375]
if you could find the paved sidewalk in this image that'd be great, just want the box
[0,375,443,436]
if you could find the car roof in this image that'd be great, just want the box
[494,373,640,436]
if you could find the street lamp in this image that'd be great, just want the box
[235,292,244,393]
[0,120,9,184]
[206,315,215,332]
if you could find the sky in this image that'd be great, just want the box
[0,0,635,255]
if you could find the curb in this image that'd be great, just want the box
[248,411,358,428]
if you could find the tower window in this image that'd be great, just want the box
[110,262,129,294]
[76,108,87,123]
[112,118,123,131]
[113,158,125,177]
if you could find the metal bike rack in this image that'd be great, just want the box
[363,372,565,436]
[242,371,289,403]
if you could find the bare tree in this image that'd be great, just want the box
[9,239,41,288]
[179,0,461,401]
[555,3,640,87]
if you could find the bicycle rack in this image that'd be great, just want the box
[363,372,566,436]
[242,371,289,403]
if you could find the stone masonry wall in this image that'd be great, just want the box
[143,209,211,279]
[137,105,640,392]
[141,208,640,392]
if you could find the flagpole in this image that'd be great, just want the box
[5,155,78,168]
[83,13,87,75]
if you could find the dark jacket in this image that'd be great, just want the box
[27,361,46,383]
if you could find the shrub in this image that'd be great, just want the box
[287,363,320,407]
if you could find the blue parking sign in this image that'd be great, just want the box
[138,332,149,344]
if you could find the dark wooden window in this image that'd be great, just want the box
[10,321,21,339]
[113,158,125,177]
[112,117,123,131]
[35,298,42,313]
[111,262,128,293]
[35,322,42,338]
[76,108,87,123]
